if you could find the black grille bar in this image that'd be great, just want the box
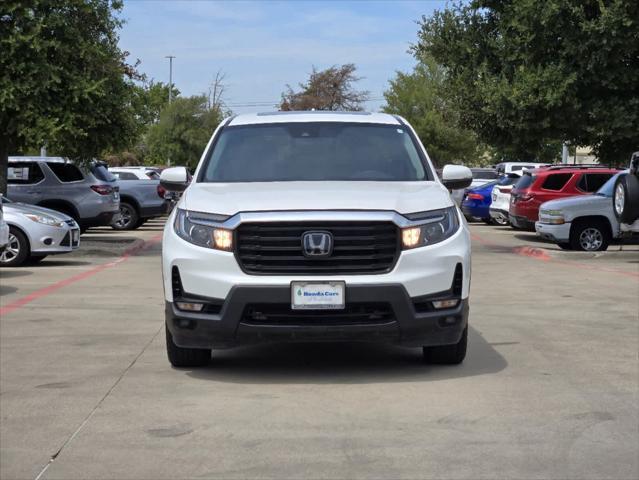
[236,221,400,275]
[242,302,394,326]
[60,232,71,247]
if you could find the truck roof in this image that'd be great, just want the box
[227,111,402,126]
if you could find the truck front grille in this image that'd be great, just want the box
[235,221,400,275]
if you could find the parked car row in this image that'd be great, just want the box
[2,157,172,266]
[458,159,639,252]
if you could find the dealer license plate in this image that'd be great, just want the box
[72,229,80,243]
[291,281,345,310]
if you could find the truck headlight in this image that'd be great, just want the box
[401,207,460,249]
[540,209,565,224]
[24,214,64,228]
[174,209,233,251]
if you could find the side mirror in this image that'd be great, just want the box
[160,167,190,192]
[442,165,473,190]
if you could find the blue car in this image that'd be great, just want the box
[461,175,521,223]
[461,180,499,223]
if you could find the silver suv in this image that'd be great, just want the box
[7,157,120,231]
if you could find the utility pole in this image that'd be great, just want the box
[165,55,175,166]
[165,55,175,104]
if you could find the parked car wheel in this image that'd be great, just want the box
[0,227,29,267]
[111,202,139,230]
[570,220,610,252]
[166,326,211,367]
[613,174,639,224]
[423,326,467,364]
[492,215,509,226]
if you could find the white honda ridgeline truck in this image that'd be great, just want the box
[160,112,473,367]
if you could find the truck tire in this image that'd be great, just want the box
[0,227,30,267]
[613,175,639,224]
[570,219,610,252]
[166,326,211,367]
[111,202,139,230]
[423,326,467,364]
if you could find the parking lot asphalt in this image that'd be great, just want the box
[1,219,638,480]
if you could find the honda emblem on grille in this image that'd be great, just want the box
[302,231,333,257]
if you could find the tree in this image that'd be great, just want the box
[133,80,180,127]
[0,0,140,193]
[383,55,480,166]
[280,64,369,111]
[103,80,180,165]
[146,96,224,169]
[415,0,639,165]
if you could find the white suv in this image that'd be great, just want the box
[160,112,473,367]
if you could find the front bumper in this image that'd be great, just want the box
[30,224,81,254]
[535,221,571,242]
[167,284,469,349]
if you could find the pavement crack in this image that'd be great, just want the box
[34,324,163,480]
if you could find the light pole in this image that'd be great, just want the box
[165,55,175,166]
[165,55,175,104]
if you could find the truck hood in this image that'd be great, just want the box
[182,181,453,215]
[541,194,607,211]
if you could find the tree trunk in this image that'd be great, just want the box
[0,137,8,197]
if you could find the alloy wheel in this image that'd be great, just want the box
[0,233,20,263]
[114,205,133,229]
[493,215,508,226]
[579,227,603,251]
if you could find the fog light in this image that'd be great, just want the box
[176,302,204,312]
[432,299,460,309]
[443,316,458,325]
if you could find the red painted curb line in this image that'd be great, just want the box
[0,233,163,316]
[472,232,639,279]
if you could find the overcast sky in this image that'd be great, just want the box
[118,0,449,114]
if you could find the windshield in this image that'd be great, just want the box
[199,122,429,182]
[596,172,625,197]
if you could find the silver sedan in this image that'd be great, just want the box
[0,198,80,267]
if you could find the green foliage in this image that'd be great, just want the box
[383,55,480,166]
[0,0,138,192]
[132,81,180,127]
[280,64,369,111]
[416,0,639,165]
[146,96,224,169]
[104,81,180,165]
